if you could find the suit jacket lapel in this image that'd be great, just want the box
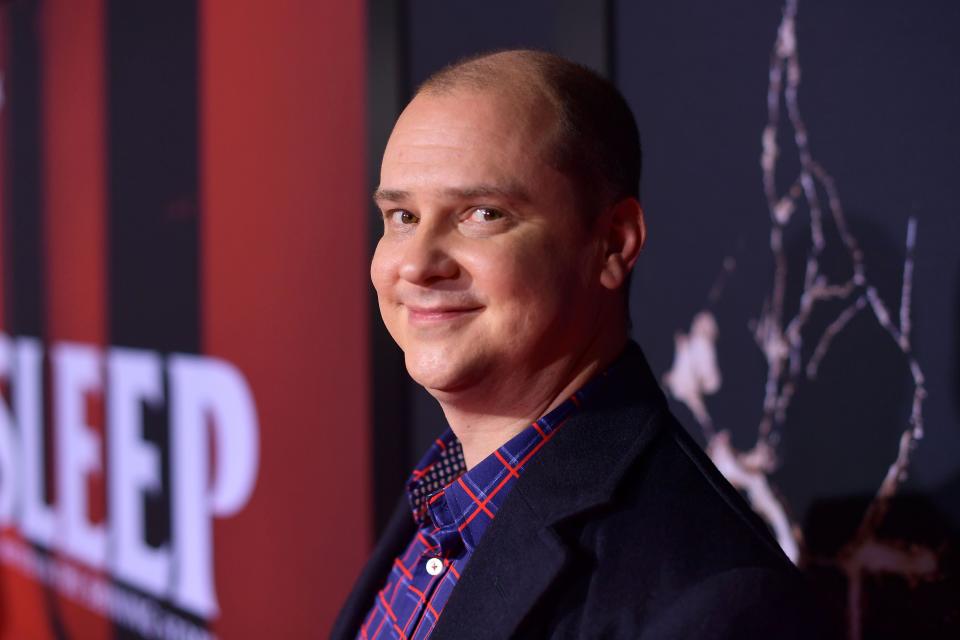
[431,489,568,640]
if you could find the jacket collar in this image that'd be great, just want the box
[431,341,669,639]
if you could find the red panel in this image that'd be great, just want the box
[201,0,370,636]
[0,551,53,640]
[42,0,106,344]
[39,1,108,638]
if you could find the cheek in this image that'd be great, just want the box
[463,242,573,319]
[369,239,394,298]
[371,241,407,344]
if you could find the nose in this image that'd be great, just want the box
[397,227,459,285]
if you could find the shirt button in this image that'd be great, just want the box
[425,557,444,576]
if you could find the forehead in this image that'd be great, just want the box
[380,88,560,195]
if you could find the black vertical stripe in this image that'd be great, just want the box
[605,0,617,82]
[554,0,614,78]
[7,0,44,339]
[368,0,413,539]
[105,0,201,630]
[0,11,10,333]
[107,0,199,354]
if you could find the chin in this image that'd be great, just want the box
[403,345,487,395]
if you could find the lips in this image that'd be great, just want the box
[405,305,483,323]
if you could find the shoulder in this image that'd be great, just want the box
[571,410,794,584]
[539,411,834,637]
[632,564,832,639]
[508,343,837,636]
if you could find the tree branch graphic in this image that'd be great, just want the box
[660,1,936,636]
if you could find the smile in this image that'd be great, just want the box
[405,305,483,324]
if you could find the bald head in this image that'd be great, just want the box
[418,49,642,217]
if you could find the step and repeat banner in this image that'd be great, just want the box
[0,1,369,638]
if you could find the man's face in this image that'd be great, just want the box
[371,88,607,400]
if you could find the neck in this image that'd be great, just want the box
[435,322,628,470]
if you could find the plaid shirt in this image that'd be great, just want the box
[357,367,617,640]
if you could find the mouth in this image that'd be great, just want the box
[405,305,484,324]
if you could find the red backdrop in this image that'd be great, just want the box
[202,0,370,637]
[0,0,370,637]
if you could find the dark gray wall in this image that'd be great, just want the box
[616,2,959,634]
[368,1,959,635]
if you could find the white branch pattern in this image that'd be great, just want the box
[660,1,934,637]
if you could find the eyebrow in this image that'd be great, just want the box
[372,188,409,204]
[372,183,532,205]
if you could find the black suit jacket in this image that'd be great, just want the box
[333,343,832,639]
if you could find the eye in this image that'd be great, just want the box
[387,209,419,225]
[468,207,505,223]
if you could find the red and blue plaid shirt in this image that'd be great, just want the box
[357,371,612,640]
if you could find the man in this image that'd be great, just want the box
[333,50,827,639]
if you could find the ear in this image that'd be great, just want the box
[599,197,646,291]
